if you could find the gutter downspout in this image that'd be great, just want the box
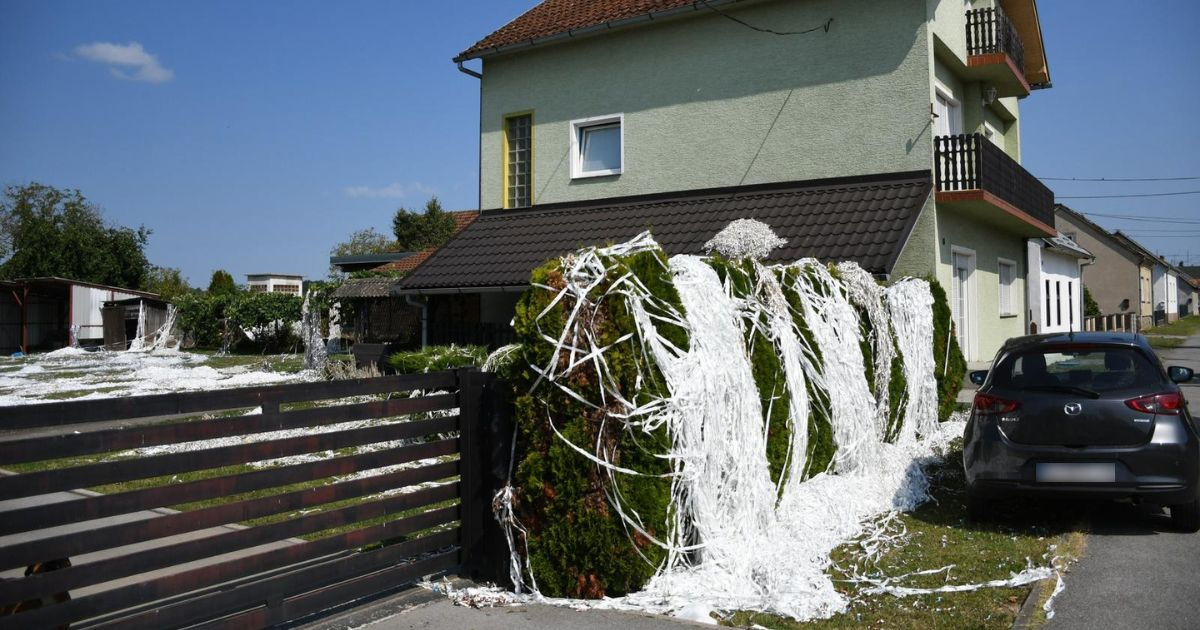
[456,60,484,214]
[405,294,428,348]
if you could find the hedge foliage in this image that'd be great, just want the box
[174,291,303,352]
[929,278,968,421]
[505,249,682,598]
[505,251,968,598]
[388,345,487,374]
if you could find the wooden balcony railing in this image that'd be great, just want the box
[934,133,1055,228]
[966,6,1025,73]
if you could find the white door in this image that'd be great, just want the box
[951,250,975,359]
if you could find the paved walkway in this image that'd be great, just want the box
[295,581,712,630]
[1045,332,1200,630]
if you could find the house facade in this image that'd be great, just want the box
[1025,235,1092,334]
[246,274,304,295]
[1054,205,1148,322]
[404,0,1055,360]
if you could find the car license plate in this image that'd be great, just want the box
[1036,463,1115,483]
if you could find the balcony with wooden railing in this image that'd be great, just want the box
[935,133,1055,237]
[965,6,1029,97]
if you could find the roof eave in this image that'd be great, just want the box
[453,0,746,64]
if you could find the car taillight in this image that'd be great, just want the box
[974,392,1020,414]
[1125,392,1184,415]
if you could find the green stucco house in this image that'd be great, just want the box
[398,0,1055,363]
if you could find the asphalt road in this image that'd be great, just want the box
[1045,333,1200,630]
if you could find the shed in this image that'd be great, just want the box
[101,296,171,350]
[0,278,161,354]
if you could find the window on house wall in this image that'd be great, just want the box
[504,113,532,208]
[570,114,623,178]
[998,259,1016,316]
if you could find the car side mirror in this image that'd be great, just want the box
[969,370,989,386]
[1168,366,1194,384]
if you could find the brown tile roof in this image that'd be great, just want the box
[398,171,933,292]
[373,211,480,275]
[457,0,714,61]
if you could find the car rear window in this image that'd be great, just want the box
[992,347,1164,392]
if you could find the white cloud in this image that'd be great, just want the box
[74,41,173,84]
[343,182,435,199]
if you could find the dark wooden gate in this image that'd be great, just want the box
[0,368,501,629]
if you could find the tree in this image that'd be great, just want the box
[145,266,191,301]
[0,182,151,288]
[1083,285,1101,318]
[330,227,394,258]
[207,270,237,295]
[392,197,455,252]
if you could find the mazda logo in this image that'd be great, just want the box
[1064,403,1083,416]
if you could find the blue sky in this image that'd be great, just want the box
[1,0,1198,285]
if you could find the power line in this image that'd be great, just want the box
[1040,175,1200,182]
[700,1,833,36]
[1058,190,1200,199]
[1084,212,1200,224]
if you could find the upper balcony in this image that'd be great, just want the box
[935,133,1055,237]
[964,6,1029,97]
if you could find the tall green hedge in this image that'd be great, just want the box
[928,278,967,421]
[506,249,682,598]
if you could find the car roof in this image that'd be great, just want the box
[998,331,1150,354]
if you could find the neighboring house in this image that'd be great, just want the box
[0,277,162,353]
[400,0,1056,360]
[1026,234,1093,334]
[329,211,482,364]
[246,273,304,294]
[1054,204,1151,324]
[1176,268,1197,318]
[1110,232,1177,325]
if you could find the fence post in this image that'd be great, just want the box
[456,367,513,584]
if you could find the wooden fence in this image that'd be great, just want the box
[0,368,504,629]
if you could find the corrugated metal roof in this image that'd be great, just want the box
[399,171,932,292]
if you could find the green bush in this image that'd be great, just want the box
[174,292,232,349]
[506,248,680,598]
[387,345,487,374]
[174,291,303,352]
[928,278,967,422]
[780,266,836,478]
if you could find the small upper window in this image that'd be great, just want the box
[570,114,623,178]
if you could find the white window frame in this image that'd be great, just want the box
[569,113,624,179]
[933,81,962,137]
[997,257,1017,316]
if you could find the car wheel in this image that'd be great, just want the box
[966,486,989,523]
[1170,500,1200,533]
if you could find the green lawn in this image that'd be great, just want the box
[725,442,1085,629]
[1144,315,1200,338]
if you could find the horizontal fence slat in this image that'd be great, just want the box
[2,521,460,630]
[105,548,460,630]
[278,548,459,625]
[0,427,458,536]
[0,447,459,569]
[0,489,460,605]
[0,372,458,430]
[0,414,461,502]
[0,394,458,465]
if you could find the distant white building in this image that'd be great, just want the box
[1027,235,1094,334]
[246,274,304,295]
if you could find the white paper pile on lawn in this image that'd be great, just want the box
[501,226,959,621]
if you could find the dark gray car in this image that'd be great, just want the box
[963,332,1198,531]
